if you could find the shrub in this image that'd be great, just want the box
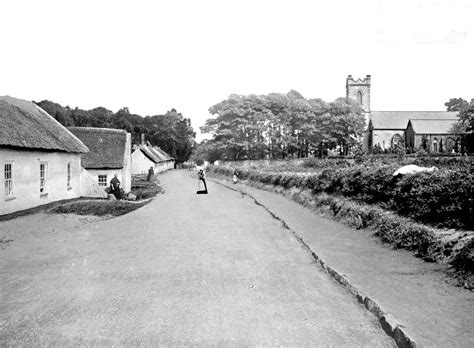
[208,162,473,230]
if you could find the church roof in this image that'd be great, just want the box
[408,119,458,134]
[0,96,89,153]
[369,111,458,130]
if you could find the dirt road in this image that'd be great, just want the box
[0,170,394,346]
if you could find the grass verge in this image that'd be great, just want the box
[49,200,150,217]
[209,171,473,289]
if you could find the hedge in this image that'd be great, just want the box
[209,164,473,230]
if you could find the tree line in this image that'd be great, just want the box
[445,97,474,153]
[194,91,366,162]
[36,100,196,163]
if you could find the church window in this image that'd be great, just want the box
[357,91,363,105]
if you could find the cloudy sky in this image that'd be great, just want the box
[1,0,472,140]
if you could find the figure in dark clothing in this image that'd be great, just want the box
[197,167,208,194]
[147,166,155,181]
[110,173,122,199]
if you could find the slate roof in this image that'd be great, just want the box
[0,96,88,153]
[408,119,458,134]
[68,127,127,169]
[369,111,459,130]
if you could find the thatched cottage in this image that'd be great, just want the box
[69,127,132,193]
[151,146,175,170]
[131,143,174,174]
[0,96,88,215]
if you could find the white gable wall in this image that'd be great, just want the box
[121,133,132,193]
[0,148,82,215]
[131,150,155,175]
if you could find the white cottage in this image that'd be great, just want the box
[68,127,132,193]
[151,146,175,170]
[131,144,172,174]
[0,96,89,216]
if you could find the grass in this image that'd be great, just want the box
[48,174,164,217]
[50,200,149,217]
[208,166,473,288]
[131,174,165,200]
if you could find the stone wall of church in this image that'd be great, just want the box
[372,130,404,150]
[413,134,457,153]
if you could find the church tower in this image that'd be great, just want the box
[346,75,371,113]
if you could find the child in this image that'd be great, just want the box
[232,170,238,184]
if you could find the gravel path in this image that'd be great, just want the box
[0,170,394,346]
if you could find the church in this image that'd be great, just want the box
[346,75,459,153]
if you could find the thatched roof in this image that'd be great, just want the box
[408,119,458,135]
[152,146,175,161]
[370,111,458,130]
[68,127,128,169]
[0,96,88,153]
[137,145,162,163]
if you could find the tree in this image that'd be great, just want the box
[446,97,474,153]
[35,100,74,126]
[36,100,196,162]
[445,98,469,112]
[201,92,365,160]
[324,98,365,155]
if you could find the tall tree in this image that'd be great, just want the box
[446,97,474,153]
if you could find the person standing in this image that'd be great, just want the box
[197,166,208,193]
[110,173,122,199]
[233,169,239,184]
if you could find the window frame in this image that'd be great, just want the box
[98,174,108,187]
[4,162,14,197]
[40,162,47,193]
[67,162,72,190]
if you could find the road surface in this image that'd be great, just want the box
[0,170,394,346]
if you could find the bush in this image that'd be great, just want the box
[207,162,473,230]
[50,200,149,216]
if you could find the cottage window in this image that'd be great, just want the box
[40,163,47,193]
[4,163,13,196]
[98,175,107,186]
[67,163,72,189]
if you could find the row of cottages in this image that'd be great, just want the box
[131,142,175,175]
[0,96,89,215]
[345,75,460,153]
[1,95,175,216]
[69,127,132,192]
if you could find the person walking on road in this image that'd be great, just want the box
[196,166,208,194]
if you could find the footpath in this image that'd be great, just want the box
[209,177,474,347]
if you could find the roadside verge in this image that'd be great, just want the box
[208,176,474,347]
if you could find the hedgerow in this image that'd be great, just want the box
[208,163,473,230]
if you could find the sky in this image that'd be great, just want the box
[1,0,473,141]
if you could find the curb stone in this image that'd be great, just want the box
[210,177,418,348]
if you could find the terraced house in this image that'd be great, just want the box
[0,96,88,215]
